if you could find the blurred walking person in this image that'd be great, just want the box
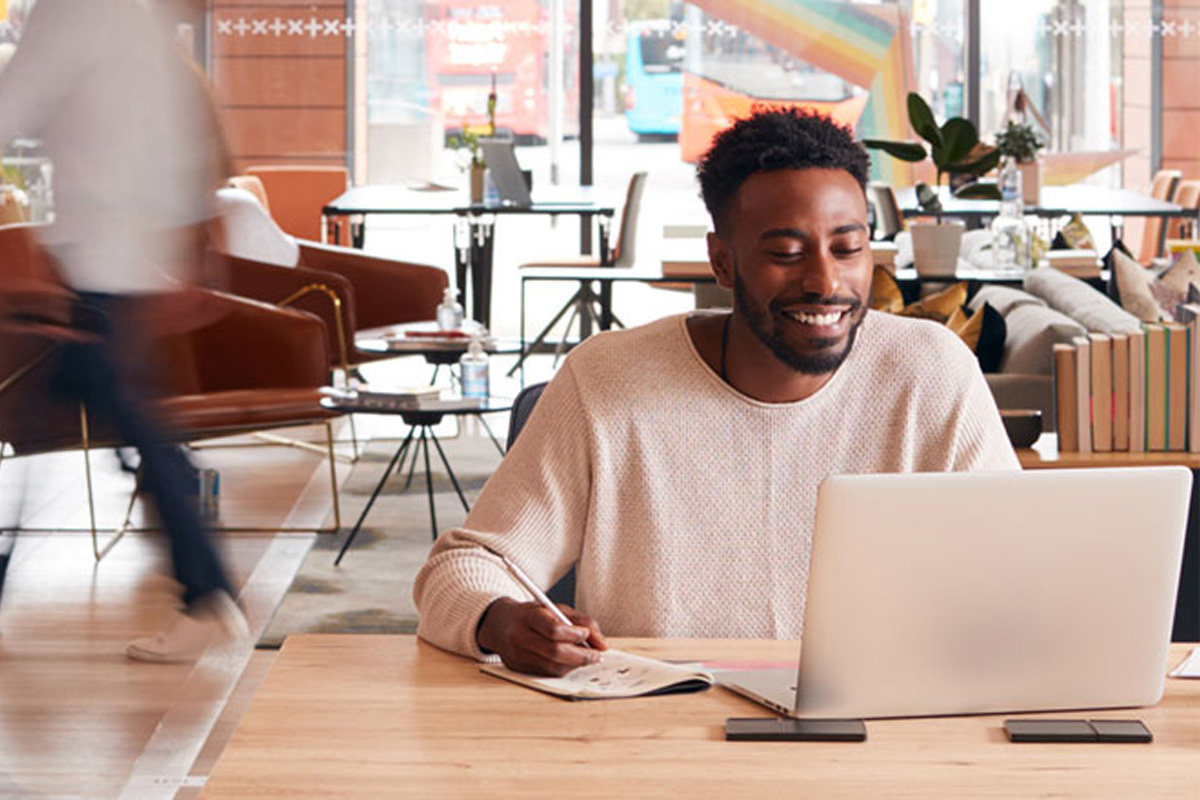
[0,0,249,662]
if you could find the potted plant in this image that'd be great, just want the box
[995,119,1045,205]
[864,93,1001,276]
[448,130,486,204]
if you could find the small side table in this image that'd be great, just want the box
[323,394,511,564]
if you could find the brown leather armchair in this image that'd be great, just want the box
[0,225,343,558]
[212,243,448,376]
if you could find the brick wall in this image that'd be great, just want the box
[211,1,349,173]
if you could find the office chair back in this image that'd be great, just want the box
[611,172,648,268]
[866,183,902,241]
[245,165,349,242]
[504,381,574,605]
[1136,168,1183,264]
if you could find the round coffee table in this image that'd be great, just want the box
[322,393,512,563]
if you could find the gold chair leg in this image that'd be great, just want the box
[325,419,341,531]
[81,404,126,562]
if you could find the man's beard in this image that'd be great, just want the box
[732,266,865,376]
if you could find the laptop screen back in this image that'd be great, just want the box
[479,139,530,208]
[794,467,1190,718]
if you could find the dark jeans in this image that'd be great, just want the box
[53,292,230,608]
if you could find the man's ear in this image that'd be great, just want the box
[708,232,734,289]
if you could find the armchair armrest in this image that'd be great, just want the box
[186,290,331,392]
[212,251,356,374]
[298,241,448,330]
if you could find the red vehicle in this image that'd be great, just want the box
[425,0,577,143]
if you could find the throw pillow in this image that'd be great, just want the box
[966,285,1045,316]
[1110,245,1170,323]
[1151,249,1200,318]
[1024,266,1141,334]
[869,268,1004,370]
[998,303,1087,374]
[947,303,1006,373]
[1052,213,1098,251]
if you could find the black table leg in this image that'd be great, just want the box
[429,431,471,513]
[421,427,438,540]
[334,427,415,566]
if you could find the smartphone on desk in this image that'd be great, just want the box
[725,717,867,742]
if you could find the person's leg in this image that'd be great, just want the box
[58,293,247,661]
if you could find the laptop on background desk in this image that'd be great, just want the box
[479,139,595,208]
[719,467,1191,719]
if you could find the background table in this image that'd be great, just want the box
[321,394,511,555]
[322,186,614,328]
[896,185,1194,220]
[205,635,1200,798]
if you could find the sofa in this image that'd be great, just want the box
[969,267,1143,431]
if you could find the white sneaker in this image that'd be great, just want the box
[126,591,250,663]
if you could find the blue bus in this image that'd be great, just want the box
[624,20,683,139]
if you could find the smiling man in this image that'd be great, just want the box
[414,109,1018,676]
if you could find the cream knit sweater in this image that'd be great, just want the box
[414,311,1020,659]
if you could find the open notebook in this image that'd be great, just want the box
[482,649,713,700]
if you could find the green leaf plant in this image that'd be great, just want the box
[446,130,485,172]
[863,93,1002,224]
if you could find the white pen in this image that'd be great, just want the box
[483,546,591,648]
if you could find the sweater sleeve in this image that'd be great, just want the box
[413,363,596,659]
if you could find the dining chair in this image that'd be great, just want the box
[513,172,647,371]
[1165,179,1200,242]
[866,182,903,241]
[1133,168,1182,266]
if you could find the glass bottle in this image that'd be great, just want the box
[436,287,464,331]
[459,336,489,399]
[990,158,1031,271]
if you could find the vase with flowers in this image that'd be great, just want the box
[448,130,486,204]
[994,119,1045,206]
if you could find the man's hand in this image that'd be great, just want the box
[477,597,608,677]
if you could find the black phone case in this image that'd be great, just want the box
[725,717,867,742]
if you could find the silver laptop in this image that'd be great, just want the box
[479,139,588,208]
[719,467,1191,719]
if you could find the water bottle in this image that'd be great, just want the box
[436,286,464,331]
[483,168,500,207]
[459,335,489,399]
[990,159,1031,271]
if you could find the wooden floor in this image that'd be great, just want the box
[0,351,542,798]
[0,421,350,798]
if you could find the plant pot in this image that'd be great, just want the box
[1017,159,1041,206]
[910,220,964,277]
[469,164,486,204]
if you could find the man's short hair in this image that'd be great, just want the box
[697,107,870,235]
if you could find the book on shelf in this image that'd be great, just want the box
[1111,333,1130,452]
[1129,328,1146,453]
[1073,335,1092,455]
[1146,324,1168,451]
[1181,304,1200,453]
[481,649,713,700]
[1167,323,1189,451]
[1088,334,1112,452]
[1053,343,1079,452]
[1088,334,1113,452]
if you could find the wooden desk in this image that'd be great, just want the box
[1018,433,1200,642]
[205,635,1200,798]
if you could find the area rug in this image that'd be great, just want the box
[258,428,505,647]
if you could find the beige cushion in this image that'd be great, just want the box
[1024,266,1141,334]
[1112,246,1169,323]
[967,285,1045,316]
[1148,249,1200,319]
[998,303,1087,375]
